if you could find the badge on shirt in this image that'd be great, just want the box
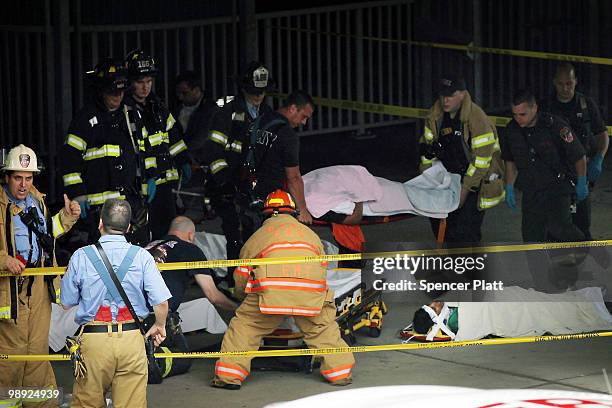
[559,127,574,143]
[441,127,453,136]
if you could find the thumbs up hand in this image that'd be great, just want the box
[64,194,82,218]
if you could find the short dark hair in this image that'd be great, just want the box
[100,198,131,234]
[554,62,576,79]
[512,89,537,107]
[175,70,202,90]
[282,90,314,110]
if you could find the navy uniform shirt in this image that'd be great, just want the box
[501,113,585,194]
[61,234,171,325]
[145,235,213,312]
[541,92,606,156]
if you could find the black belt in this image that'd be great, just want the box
[81,322,140,333]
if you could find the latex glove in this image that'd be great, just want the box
[147,178,157,204]
[587,154,604,182]
[181,163,192,185]
[79,200,90,219]
[575,175,588,201]
[504,184,516,210]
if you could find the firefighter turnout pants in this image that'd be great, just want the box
[214,292,355,386]
[71,327,147,408]
[0,277,57,408]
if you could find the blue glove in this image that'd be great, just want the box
[79,200,89,219]
[146,178,157,204]
[587,154,604,182]
[575,175,588,201]
[181,163,192,185]
[504,184,516,210]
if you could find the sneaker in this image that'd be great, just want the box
[211,378,241,390]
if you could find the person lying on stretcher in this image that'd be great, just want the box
[402,301,459,342]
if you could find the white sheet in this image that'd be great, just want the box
[453,286,612,341]
[320,163,460,219]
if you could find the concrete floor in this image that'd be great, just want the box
[53,127,612,406]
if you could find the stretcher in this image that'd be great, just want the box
[253,268,387,373]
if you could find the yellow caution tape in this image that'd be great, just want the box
[269,26,612,133]
[269,25,612,66]
[2,331,610,361]
[2,239,610,277]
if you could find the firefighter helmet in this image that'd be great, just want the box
[86,58,128,92]
[239,61,274,95]
[125,49,158,78]
[2,144,40,173]
[262,189,297,216]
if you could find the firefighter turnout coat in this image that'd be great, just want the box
[213,214,355,386]
[419,92,505,210]
[61,99,156,206]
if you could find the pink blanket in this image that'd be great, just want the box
[303,165,382,218]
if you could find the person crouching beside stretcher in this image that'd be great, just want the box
[211,189,355,390]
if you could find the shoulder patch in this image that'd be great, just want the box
[559,127,574,143]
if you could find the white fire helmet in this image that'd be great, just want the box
[2,144,40,173]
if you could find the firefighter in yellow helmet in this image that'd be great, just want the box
[0,144,80,407]
[211,190,355,390]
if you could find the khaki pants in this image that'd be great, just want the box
[214,292,355,385]
[71,327,147,408]
[0,277,57,408]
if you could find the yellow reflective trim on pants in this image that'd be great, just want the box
[145,157,157,169]
[51,212,64,238]
[474,156,492,168]
[0,306,10,319]
[480,190,506,209]
[420,156,433,165]
[87,191,125,206]
[169,140,188,156]
[161,346,173,377]
[166,114,176,132]
[55,288,60,304]
[138,139,146,152]
[466,164,476,176]
[209,131,229,146]
[62,172,83,186]
[423,127,434,142]
[471,132,495,149]
[0,398,22,408]
[66,133,87,151]
[210,159,228,174]
[229,141,242,153]
[148,132,164,147]
[83,144,120,161]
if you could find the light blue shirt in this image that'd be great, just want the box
[246,101,259,120]
[3,186,45,263]
[61,234,171,325]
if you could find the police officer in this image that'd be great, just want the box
[419,74,505,243]
[61,58,157,246]
[124,49,191,240]
[540,63,609,239]
[502,89,587,243]
[60,198,171,408]
[202,61,274,279]
[0,144,80,408]
[212,190,354,390]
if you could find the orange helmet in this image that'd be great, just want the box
[262,189,297,216]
